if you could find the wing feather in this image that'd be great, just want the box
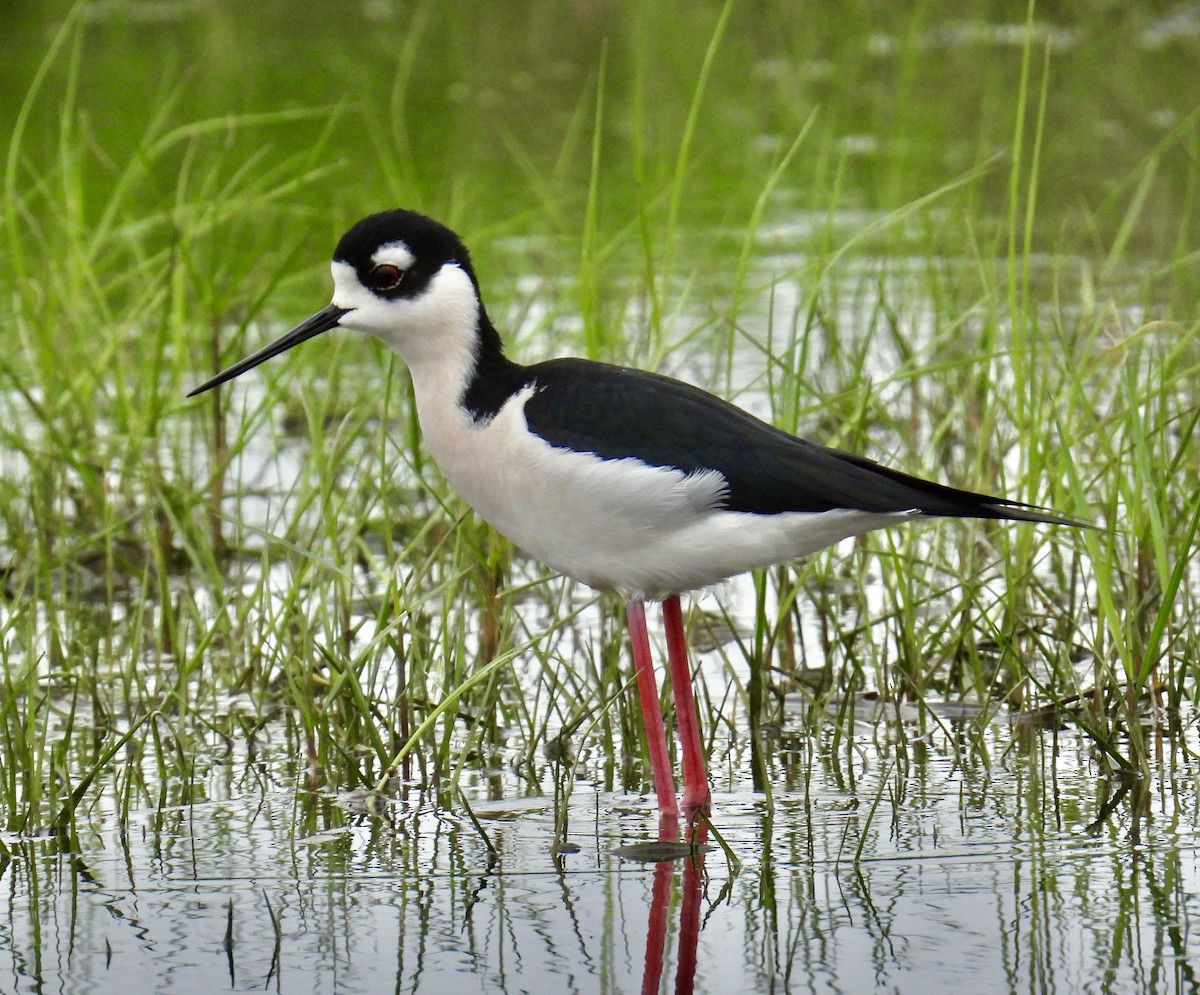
[520,358,1074,525]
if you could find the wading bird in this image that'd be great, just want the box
[189,209,1078,823]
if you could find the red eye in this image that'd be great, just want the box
[367,263,404,291]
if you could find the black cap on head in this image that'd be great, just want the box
[334,209,478,299]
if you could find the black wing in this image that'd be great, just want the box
[521,358,1074,525]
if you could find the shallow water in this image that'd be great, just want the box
[4,716,1198,994]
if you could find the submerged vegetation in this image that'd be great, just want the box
[0,0,1199,987]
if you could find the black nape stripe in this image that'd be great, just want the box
[459,314,529,423]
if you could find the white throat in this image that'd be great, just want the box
[328,259,483,403]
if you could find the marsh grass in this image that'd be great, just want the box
[0,2,1197,853]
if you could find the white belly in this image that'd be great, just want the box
[416,385,913,600]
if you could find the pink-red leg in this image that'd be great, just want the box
[662,594,712,816]
[626,599,679,820]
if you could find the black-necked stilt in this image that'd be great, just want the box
[189,209,1081,822]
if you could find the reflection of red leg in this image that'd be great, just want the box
[627,599,680,821]
[677,851,704,993]
[642,858,673,995]
[662,595,712,816]
[644,845,705,995]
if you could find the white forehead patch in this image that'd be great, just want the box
[330,260,360,303]
[372,241,416,269]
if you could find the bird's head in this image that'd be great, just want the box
[187,209,483,397]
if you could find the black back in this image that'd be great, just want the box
[520,358,1066,522]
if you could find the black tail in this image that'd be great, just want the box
[827,448,1090,529]
[970,499,1090,529]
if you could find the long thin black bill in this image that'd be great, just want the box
[187,304,351,397]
